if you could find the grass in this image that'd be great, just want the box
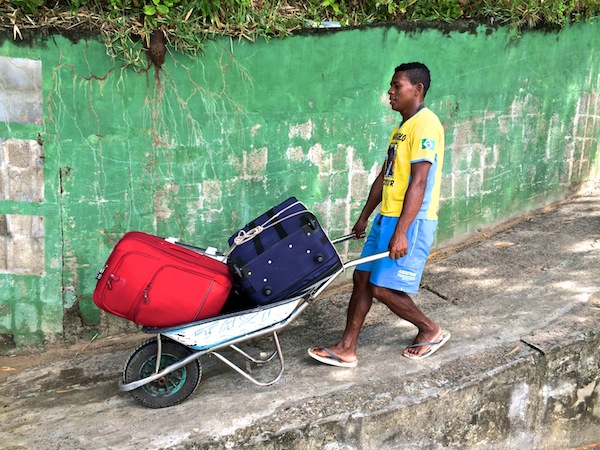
[1,0,599,70]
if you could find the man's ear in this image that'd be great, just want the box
[415,82,425,97]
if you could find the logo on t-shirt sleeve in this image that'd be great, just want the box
[421,139,436,151]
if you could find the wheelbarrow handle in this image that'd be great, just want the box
[331,232,366,245]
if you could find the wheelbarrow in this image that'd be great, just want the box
[118,233,388,408]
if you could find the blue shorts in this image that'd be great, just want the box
[356,214,438,294]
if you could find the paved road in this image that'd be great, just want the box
[1,193,599,449]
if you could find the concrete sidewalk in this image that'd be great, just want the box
[2,194,599,450]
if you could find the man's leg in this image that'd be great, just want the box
[371,285,441,358]
[309,269,373,363]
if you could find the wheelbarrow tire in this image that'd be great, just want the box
[123,338,201,408]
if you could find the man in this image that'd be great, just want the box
[308,62,449,367]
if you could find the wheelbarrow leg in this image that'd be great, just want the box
[210,331,285,387]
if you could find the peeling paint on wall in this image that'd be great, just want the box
[288,119,313,140]
[154,183,179,221]
[286,146,304,163]
[198,179,224,223]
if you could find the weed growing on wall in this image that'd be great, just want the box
[1,0,599,70]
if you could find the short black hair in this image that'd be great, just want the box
[394,62,431,97]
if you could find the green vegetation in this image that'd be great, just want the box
[1,0,599,70]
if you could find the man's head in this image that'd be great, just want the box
[388,62,431,118]
[394,62,431,98]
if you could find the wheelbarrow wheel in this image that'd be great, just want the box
[123,338,201,408]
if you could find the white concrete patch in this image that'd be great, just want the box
[572,379,598,409]
[508,382,529,424]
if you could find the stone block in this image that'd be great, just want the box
[0,56,42,125]
[0,138,44,202]
[0,215,45,275]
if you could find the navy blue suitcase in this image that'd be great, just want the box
[227,197,342,306]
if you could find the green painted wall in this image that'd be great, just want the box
[0,22,598,350]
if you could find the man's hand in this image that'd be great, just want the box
[388,230,409,259]
[352,217,369,239]
[388,161,431,259]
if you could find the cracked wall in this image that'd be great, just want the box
[0,23,599,349]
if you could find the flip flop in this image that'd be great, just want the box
[307,347,358,368]
[403,330,451,360]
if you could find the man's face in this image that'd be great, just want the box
[388,71,419,114]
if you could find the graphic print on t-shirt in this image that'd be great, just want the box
[384,143,396,178]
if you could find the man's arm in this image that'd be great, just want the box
[388,161,431,259]
[352,166,384,238]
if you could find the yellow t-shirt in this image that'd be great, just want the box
[381,108,445,220]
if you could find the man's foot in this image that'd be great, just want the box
[403,329,451,360]
[308,346,358,368]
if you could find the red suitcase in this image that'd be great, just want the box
[93,231,233,327]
